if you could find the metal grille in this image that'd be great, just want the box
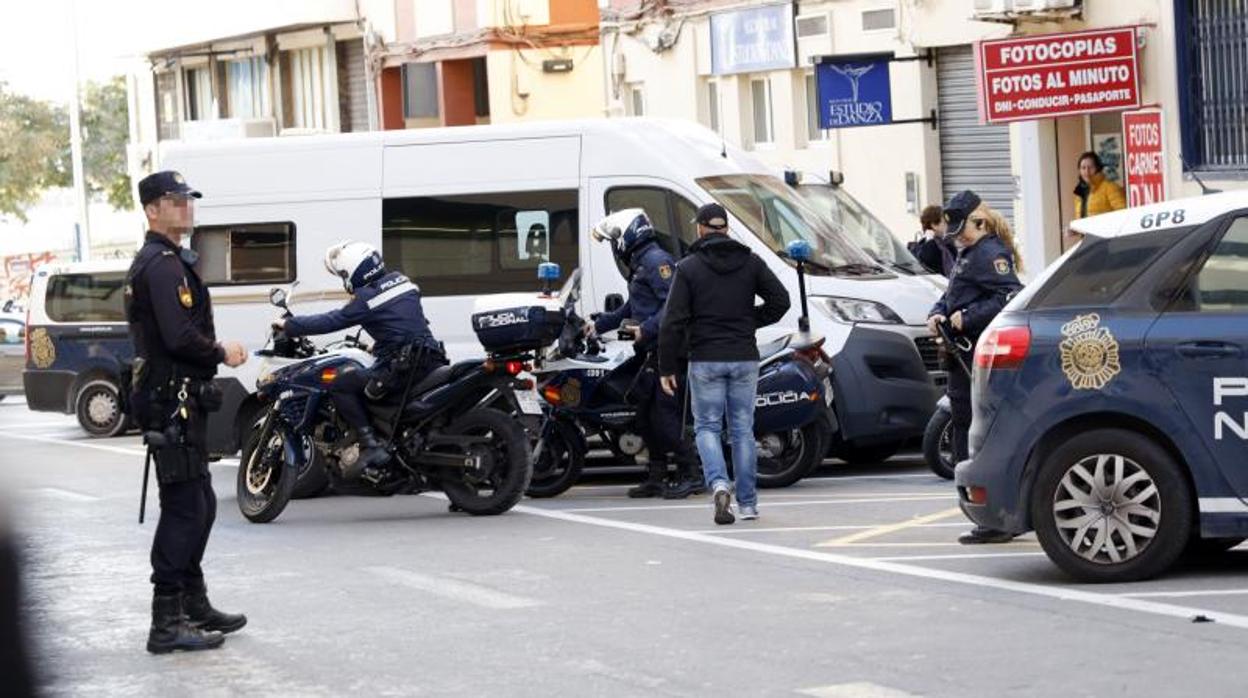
[937,46,1014,225]
[1188,0,1248,170]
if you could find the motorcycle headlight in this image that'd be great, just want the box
[256,372,275,390]
[815,297,904,324]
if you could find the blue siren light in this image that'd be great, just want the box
[786,240,813,263]
[537,262,561,281]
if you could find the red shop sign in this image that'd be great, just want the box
[1122,108,1166,207]
[975,27,1141,124]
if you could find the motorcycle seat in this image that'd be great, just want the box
[411,359,481,395]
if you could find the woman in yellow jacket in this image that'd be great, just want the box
[1073,151,1127,219]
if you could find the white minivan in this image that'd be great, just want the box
[160,118,941,461]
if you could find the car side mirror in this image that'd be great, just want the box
[604,294,624,313]
[269,288,288,309]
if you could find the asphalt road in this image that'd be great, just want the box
[4,397,1248,697]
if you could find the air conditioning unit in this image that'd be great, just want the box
[796,12,833,64]
[973,0,1013,14]
[181,118,277,142]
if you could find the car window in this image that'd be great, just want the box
[0,319,23,344]
[1023,229,1189,310]
[1184,217,1248,312]
[45,272,127,323]
[604,186,698,258]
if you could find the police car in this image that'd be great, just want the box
[956,191,1248,583]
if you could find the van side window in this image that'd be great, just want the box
[193,222,296,285]
[604,187,699,258]
[46,272,126,323]
[382,189,577,296]
[1190,217,1248,312]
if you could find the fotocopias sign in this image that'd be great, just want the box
[1122,108,1167,207]
[976,27,1141,123]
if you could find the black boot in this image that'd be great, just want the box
[146,594,224,654]
[663,459,706,500]
[345,427,390,480]
[627,461,667,499]
[184,586,247,634]
[958,526,1016,545]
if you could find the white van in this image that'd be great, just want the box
[160,118,940,461]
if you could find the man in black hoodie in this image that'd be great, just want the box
[658,203,790,525]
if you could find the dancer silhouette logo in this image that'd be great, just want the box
[816,55,893,128]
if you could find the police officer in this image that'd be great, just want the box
[925,190,1024,545]
[588,209,702,499]
[127,171,249,654]
[273,241,446,480]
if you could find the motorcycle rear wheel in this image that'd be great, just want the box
[755,421,829,489]
[236,414,298,523]
[441,408,533,515]
[526,417,585,499]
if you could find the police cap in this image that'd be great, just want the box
[138,170,203,207]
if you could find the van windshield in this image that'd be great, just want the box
[695,175,885,276]
[793,184,928,275]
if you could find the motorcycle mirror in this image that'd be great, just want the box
[269,288,288,308]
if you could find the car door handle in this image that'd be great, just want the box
[1176,341,1242,359]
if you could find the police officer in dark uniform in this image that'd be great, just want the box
[274,240,446,480]
[925,190,1024,545]
[127,171,249,654]
[588,209,702,499]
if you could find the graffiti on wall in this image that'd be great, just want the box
[2,251,58,303]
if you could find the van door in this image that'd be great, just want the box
[586,177,702,315]
[1146,215,1248,499]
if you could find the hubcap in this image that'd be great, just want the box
[87,391,117,426]
[1052,454,1160,565]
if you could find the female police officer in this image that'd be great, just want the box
[925,191,1024,545]
[127,171,249,653]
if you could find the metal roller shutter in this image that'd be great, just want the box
[937,46,1014,225]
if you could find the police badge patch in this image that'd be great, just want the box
[178,285,194,308]
[994,258,1011,275]
[1059,313,1121,390]
[658,264,672,280]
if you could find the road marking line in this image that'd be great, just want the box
[698,522,970,535]
[0,431,146,457]
[799,682,920,698]
[870,552,1048,562]
[1119,589,1248,599]
[1,420,78,428]
[363,565,542,609]
[558,495,953,513]
[26,487,100,502]
[816,507,966,547]
[506,501,1248,630]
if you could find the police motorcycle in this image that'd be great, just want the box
[921,320,971,480]
[530,241,836,495]
[236,286,547,523]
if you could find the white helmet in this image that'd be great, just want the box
[324,240,385,293]
[590,208,654,257]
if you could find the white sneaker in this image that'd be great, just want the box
[738,504,759,520]
[712,483,735,525]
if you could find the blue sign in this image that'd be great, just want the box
[710,4,796,76]
[816,55,894,128]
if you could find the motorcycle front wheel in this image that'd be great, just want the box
[236,413,299,523]
[526,417,585,499]
[440,408,533,515]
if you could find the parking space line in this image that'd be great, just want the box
[26,487,101,502]
[506,500,1248,630]
[0,430,146,457]
[364,565,543,609]
[1118,589,1248,599]
[698,522,969,535]
[870,552,1048,562]
[816,507,965,547]
[559,495,953,513]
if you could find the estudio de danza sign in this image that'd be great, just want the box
[1123,108,1167,207]
[816,55,894,128]
[976,27,1141,123]
[710,4,796,76]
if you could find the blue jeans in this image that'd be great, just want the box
[688,361,759,507]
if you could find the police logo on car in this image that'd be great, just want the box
[1059,313,1121,390]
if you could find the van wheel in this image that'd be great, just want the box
[1030,429,1192,583]
[76,379,127,438]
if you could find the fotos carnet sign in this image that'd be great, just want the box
[1123,109,1166,208]
[976,27,1141,123]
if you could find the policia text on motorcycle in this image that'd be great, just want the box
[126,171,249,654]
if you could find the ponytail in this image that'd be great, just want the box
[974,204,1024,274]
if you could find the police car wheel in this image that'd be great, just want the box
[1031,429,1192,583]
[75,379,127,438]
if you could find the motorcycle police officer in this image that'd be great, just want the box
[925,190,1024,545]
[126,171,249,654]
[588,209,702,499]
[273,241,446,481]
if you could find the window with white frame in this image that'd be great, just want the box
[707,80,720,133]
[804,73,828,142]
[282,46,328,130]
[184,66,214,121]
[626,83,646,116]
[225,57,270,119]
[862,8,896,32]
[751,77,773,145]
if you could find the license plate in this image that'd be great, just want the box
[516,391,544,415]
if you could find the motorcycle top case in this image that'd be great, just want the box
[471,293,566,354]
